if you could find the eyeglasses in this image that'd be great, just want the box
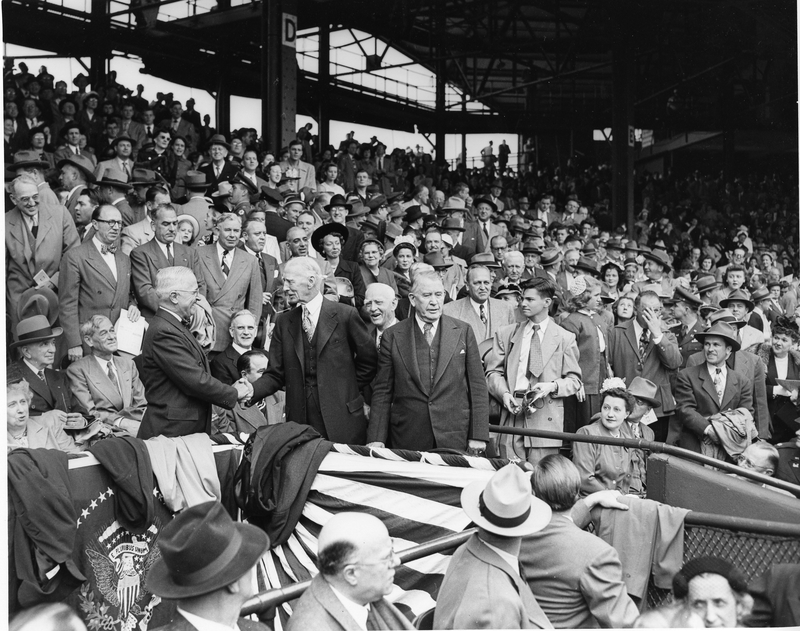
[95,219,123,228]
[16,195,39,205]
[736,454,768,471]
[352,544,398,569]
[173,289,199,297]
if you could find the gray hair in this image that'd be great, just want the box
[409,262,434,284]
[214,213,241,228]
[155,266,198,302]
[9,174,39,196]
[230,309,256,327]
[6,379,32,404]
[504,251,524,266]
[80,314,112,341]
[410,270,443,296]
[284,256,323,289]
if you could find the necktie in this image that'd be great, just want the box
[101,243,118,254]
[107,360,120,394]
[221,250,230,276]
[302,305,315,342]
[376,330,383,350]
[632,423,642,438]
[122,161,130,177]
[37,369,47,384]
[166,243,174,266]
[423,322,434,346]
[31,222,38,239]
[679,324,687,340]
[713,368,724,404]
[480,304,487,325]
[215,165,221,179]
[482,222,489,240]
[146,125,152,136]
[528,323,543,378]
[639,329,649,362]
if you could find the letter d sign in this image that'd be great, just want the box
[283,13,297,48]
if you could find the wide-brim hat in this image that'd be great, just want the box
[581,242,597,256]
[576,257,600,277]
[129,167,164,187]
[110,134,134,149]
[473,197,498,214]
[97,167,132,190]
[212,181,233,198]
[176,214,200,240]
[540,249,562,268]
[12,150,49,170]
[404,205,424,224]
[522,243,544,255]
[10,315,63,350]
[384,222,403,240]
[423,252,453,269]
[259,186,284,206]
[469,252,501,269]
[605,237,624,251]
[437,199,466,215]
[665,286,704,308]
[147,501,269,600]
[392,237,417,258]
[17,286,60,327]
[461,464,551,537]
[56,153,97,183]
[361,215,382,233]
[719,289,754,311]
[231,172,258,196]
[707,309,746,329]
[441,217,465,232]
[627,377,661,408]
[750,287,771,303]
[311,222,349,253]
[324,193,352,213]
[490,178,503,189]
[694,321,741,352]
[206,134,231,150]
[185,170,209,190]
[348,202,370,218]
[641,249,672,272]
[699,304,720,319]
[366,194,388,211]
[695,275,721,294]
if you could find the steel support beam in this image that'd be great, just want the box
[90,0,109,87]
[261,0,298,150]
[434,8,446,166]
[610,0,635,235]
[216,54,231,136]
[318,22,330,154]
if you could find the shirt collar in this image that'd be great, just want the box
[414,313,439,337]
[231,342,250,355]
[328,584,370,631]
[707,363,727,377]
[302,291,324,319]
[481,540,519,577]
[176,608,239,631]
[93,235,112,255]
[23,359,45,375]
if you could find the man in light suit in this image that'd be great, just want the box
[368,271,489,453]
[250,257,377,442]
[522,455,639,629]
[674,321,754,453]
[443,265,517,344]
[59,204,141,362]
[287,513,412,631]
[5,176,80,330]
[196,213,262,354]
[120,184,171,255]
[462,197,503,255]
[239,219,281,347]
[607,290,683,443]
[434,464,553,630]
[486,277,582,464]
[118,102,147,151]
[279,138,317,193]
[66,315,146,435]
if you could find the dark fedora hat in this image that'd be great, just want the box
[641,249,672,272]
[404,205,424,224]
[17,286,59,327]
[695,275,721,294]
[540,248,562,268]
[719,289,754,311]
[259,186,284,206]
[311,222,349,253]
[423,251,453,270]
[129,167,165,187]
[348,202,369,218]
[366,194,388,211]
[110,134,134,149]
[605,237,624,251]
[473,196,498,214]
[441,217,465,233]
[576,257,601,277]
[707,308,746,329]
[97,167,132,190]
[324,193,352,213]
[361,215,382,233]
[694,321,741,352]
[750,287,771,303]
[184,170,209,190]
[627,376,661,408]
[146,501,269,600]
[56,153,97,183]
[469,252,501,269]
[12,150,49,170]
[10,314,63,350]
[205,133,231,150]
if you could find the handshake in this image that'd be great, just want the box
[233,378,254,406]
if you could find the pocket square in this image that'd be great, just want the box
[460,349,465,354]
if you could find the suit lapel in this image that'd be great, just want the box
[110,358,129,407]
[223,248,247,290]
[287,308,305,368]
[148,238,169,267]
[85,243,117,288]
[624,322,640,358]
[201,247,226,289]
[700,366,721,410]
[397,319,426,394]
[314,577,363,631]
[504,322,526,392]
[316,301,337,353]
[433,320,460,388]
[35,208,55,245]
[541,321,559,368]
[720,371,739,410]
[21,363,55,406]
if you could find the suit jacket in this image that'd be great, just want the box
[368,315,489,450]
[286,574,413,631]
[158,118,198,153]
[259,209,293,243]
[120,217,154,255]
[333,258,366,310]
[53,145,97,167]
[58,240,135,348]
[210,344,241,384]
[152,613,268,631]
[674,363,754,453]
[66,354,147,424]
[746,563,800,628]
[607,321,682,415]
[685,349,770,441]
[93,157,135,181]
[434,534,553,629]
[118,120,147,151]
[485,320,582,449]
[198,160,239,196]
[111,196,137,227]
[573,421,634,495]
[251,299,378,444]
[339,225,365,263]
[463,219,502,254]
[765,349,800,438]
[520,513,639,629]
[138,308,238,439]
[676,318,704,367]
[242,246,281,294]
[279,159,317,192]
[560,311,611,394]
[130,238,205,319]
[196,246,263,352]
[7,415,80,453]
[5,203,80,327]
[443,296,517,344]
[12,361,88,417]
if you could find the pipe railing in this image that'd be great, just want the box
[489,425,800,498]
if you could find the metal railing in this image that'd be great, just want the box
[489,425,800,498]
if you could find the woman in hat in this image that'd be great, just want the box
[391,239,417,299]
[562,276,612,431]
[311,223,366,309]
[168,135,193,202]
[359,239,398,294]
[7,374,81,453]
[573,386,637,496]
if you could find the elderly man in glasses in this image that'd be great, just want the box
[59,204,141,362]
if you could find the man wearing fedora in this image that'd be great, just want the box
[620,377,660,495]
[179,171,216,245]
[258,186,293,243]
[96,166,137,227]
[325,193,365,262]
[633,249,678,297]
[9,314,88,423]
[57,152,96,220]
[93,134,135,182]
[674,321,754,454]
[463,197,502,255]
[696,274,727,307]
[286,512,413,631]
[53,121,97,167]
[6,175,80,331]
[434,463,552,629]
[720,289,766,350]
[664,286,705,367]
[121,185,172,255]
[199,134,238,196]
[146,501,270,631]
[11,149,60,206]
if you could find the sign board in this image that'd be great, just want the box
[628,125,635,147]
[282,13,297,48]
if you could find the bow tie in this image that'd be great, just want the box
[101,243,118,255]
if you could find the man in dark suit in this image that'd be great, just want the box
[198,134,238,196]
[57,153,96,223]
[138,267,251,439]
[59,204,141,362]
[368,270,489,453]
[324,194,365,262]
[157,100,198,154]
[210,310,257,384]
[130,203,205,320]
[462,197,503,255]
[250,257,378,443]
[747,563,800,627]
[240,218,281,347]
[195,213,262,354]
[674,321,754,453]
[9,315,88,421]
[286,513,413,631]
[259,186,293,243]
[607,290,683,442]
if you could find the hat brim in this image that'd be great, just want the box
[719,297,754,311]
[629,392,661,408]
[641,252,672,272]
[56,158,98,183]
[694,331,741,352]
[311,223,349,253]
[98,178,132,190]
[461,477,551,537]
[13,159,50,170]
[9,327,63,350]
[147,523,269,600]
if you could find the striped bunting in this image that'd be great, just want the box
[259,446,506,630]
